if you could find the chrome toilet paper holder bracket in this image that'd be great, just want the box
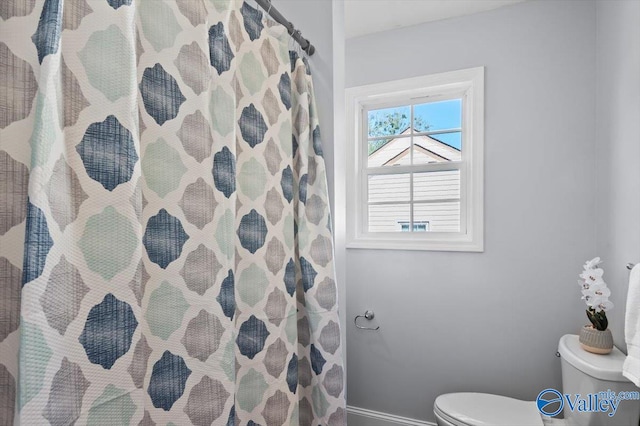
[354,310,380,331]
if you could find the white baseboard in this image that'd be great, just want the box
[347,405,437,426]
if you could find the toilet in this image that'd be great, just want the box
[434,334,640,426]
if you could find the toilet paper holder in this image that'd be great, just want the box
[354,310,380,331]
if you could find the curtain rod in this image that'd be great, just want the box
[254,0,315,56]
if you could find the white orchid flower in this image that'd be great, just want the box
[593,286,611,298]
[583,287,611,308]
[579,267,604,285]
[581,280,608,294]
[581,290,596,305]
[583,257,602,270]
[594,300,614,313]
[579,279,596,291]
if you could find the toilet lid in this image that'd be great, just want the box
[434,393,544,426]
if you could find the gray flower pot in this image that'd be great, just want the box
[579,325,613,354]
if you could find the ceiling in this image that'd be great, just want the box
[344,0,526,39]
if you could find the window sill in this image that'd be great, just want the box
[346,236,484,252]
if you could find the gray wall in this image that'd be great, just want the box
[595,0,640,352]
[345,1,597,422]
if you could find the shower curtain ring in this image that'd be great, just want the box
[295,30,303,56]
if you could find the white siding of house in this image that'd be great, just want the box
[367,170,460,232]
[414,170,460,201]
[368,204,411,232]
[368,137,410,167]
[414,201,460,232]
[368,173,411,203]
[367,132,461,167]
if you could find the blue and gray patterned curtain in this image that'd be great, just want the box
[0,0,345,424]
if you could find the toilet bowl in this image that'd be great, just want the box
[433,334,640,426]
[434,393,543,426]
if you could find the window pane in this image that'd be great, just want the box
[368,106,411,138]
[413,99,461,132]
[368,173,410,203]
[368,136,410,167]
[368,204,410,233]
[414,201,460,233]
[413,170,460,201]
[431,132,462,150]
[412,132,461,165]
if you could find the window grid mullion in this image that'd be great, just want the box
[409,172,414,232]
[366,128,462,142]
[366,162,462,176]
[409,104,414,232]
[368,198,461,206]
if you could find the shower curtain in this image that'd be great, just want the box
[0,0,345,424]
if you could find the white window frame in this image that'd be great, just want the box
[345,67,484,252]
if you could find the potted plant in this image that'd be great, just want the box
[578,257,614,354]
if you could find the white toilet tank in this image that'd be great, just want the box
[558,334,640,426]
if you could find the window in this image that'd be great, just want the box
[346,67,484,251]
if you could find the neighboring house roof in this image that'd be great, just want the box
[368,127,461,167]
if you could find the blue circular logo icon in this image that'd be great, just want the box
[537,388,564,417]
